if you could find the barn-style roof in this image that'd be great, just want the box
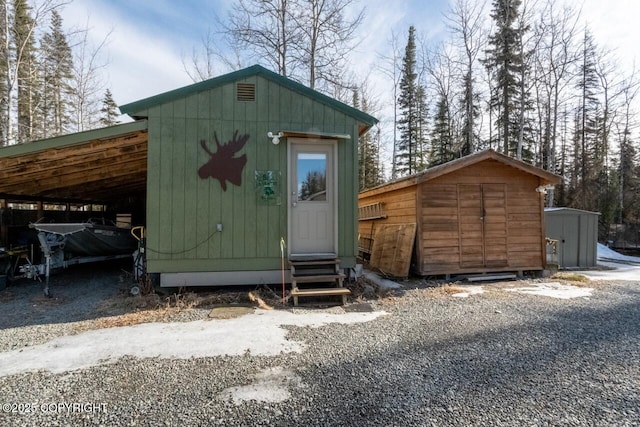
[120,64,378,135]
[0,121,148,203]
[360,149,563,198]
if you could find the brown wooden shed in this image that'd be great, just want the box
[358,149,562,277]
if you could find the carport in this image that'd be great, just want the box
[0,120,148,246]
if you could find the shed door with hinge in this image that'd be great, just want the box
[458,184,508,268]
[559,215,580,267]
[289,141,336,255]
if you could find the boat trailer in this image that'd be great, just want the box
[14,221,142,296]
[31,231,132,297]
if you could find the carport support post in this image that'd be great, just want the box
[44,255,51,297]
[37,201,43,220]
[0,199,6,246]
[36,232,52,298]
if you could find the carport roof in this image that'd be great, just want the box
[0,121,148,204]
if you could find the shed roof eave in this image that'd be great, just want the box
[359,149,562,198]
[415,149,562,185]
[119,65,378,128]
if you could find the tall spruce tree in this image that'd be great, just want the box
[99,89,119,127]
[415,84,429,170]
[484,0,525,157]
[0,2,8,145]
[430,94,454,166]
[354,89,382,190]
[572,28,601,210]
[40,9,72,138]
[396,26,425,176]
[13,0,37,143]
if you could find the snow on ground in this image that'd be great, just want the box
[597,243,640,264]
[0,309,386,378]
[576,243,640,281]
[505,282,593,299]
[579,262,640,281]
[220,366,302,404]
[451,286,485,298]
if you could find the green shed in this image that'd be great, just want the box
[119,65,378,286]
[545,207,600,268]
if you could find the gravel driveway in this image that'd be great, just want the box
[0,265,639,426]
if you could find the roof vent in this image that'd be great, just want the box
[237,83,255,101]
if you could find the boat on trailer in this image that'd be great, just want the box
[31,220,137,257]
[26,219,138,296]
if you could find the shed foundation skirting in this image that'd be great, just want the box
[161,270,290,287]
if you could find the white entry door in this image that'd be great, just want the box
[289,140,336,255]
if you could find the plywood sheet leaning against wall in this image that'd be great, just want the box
[369,223,416,278]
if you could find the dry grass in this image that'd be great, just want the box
[438,285,470,295]
[88,308,175,330]
[76,285,288,332]
[551,272,590,283]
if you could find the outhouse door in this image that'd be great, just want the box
[458,184,508,268]
[557,215,580,267]
[288,139,337,256]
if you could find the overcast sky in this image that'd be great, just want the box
[58,0,639,114]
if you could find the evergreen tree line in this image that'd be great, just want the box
[5,1,638,241]
[386,0,640,242]
[186,0,639,241]
[0,0,118,146]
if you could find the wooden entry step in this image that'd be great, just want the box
[290,287,350,306]
[293,273,346,283]
[289,257,350,306]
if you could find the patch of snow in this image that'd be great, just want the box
[0,309,386,377]
[597,243,640,264]
[506,282,593,299]
[451,286,485,298]
[221,366,301,404]
[579,262,640,281]
[572,244,640,280]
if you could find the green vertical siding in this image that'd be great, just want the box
[146,76,360,273]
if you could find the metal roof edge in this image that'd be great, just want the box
[0,120,148,158]
[119,65,378,128]
[544,207,601,215]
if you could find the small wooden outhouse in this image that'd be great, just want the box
[358,149,562,277]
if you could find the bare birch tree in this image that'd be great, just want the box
[226,0,298,77]
[67,22,110,132]
[0,0,60,145]
[292,0,364,91]
[376,30,403,178]
[446,0,487,155]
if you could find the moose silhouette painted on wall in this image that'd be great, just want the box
[198,130,249,191]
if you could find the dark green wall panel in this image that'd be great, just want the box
[146,75,361,272]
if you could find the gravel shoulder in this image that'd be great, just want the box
[0,264,639,426]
